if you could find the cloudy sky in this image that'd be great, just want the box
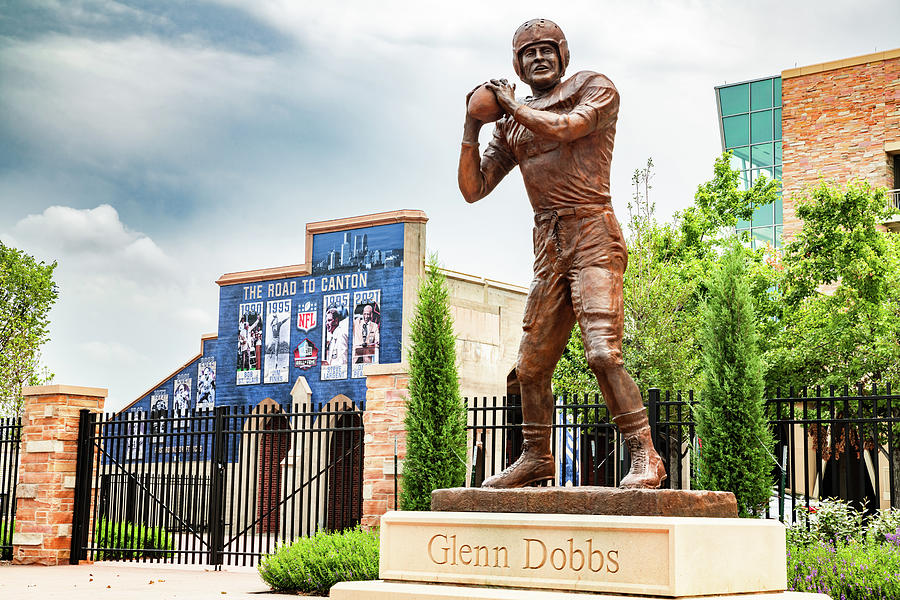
[1,1,897,411]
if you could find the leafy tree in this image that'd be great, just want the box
[553,153,776,397]
[695,242,774,516]
[676,152,778,261]
[765,181,900,389]
[763,181,900,504]
[400,260,467,510]
[621,159,702,393]
[0,242,57,416]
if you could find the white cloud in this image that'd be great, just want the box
[2,205,217,411]
[8,204,177,282]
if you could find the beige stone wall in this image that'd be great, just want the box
[442,268,527,401]
[781,51,900,242]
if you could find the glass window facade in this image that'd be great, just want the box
[716,76,783,248]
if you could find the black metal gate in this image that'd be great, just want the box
[1,415,21,560]
[71,402,363,566]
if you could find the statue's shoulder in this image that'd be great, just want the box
[566,70,617,93]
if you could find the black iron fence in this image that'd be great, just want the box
[71,402,363,566]
[467,386,900,524]
[1,416,21,560]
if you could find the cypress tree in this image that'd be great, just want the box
[400,262,467,510]
[696,243,774,517]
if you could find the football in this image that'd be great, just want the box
[467,84,505,122]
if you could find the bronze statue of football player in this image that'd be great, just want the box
[458,19,666,489]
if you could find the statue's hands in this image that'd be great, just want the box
[486,79,519,114]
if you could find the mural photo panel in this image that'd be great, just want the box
[321,292,350,380]
[237,301,263,385]
[126,411,145,461]
[351,289,381,378]
[264,299,292,384]
[173,374,192,428]
[150,389,168,436]
[196,357,216,411]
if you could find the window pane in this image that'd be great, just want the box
[751,111,773,143]
[775,196,783,225]
[773,77,782,107]
[737,217,750,229]
[724,114,750,147]
[752,202,774,227]
[774,108,782,140]
[719,84,749,116]
[774,166,782,179]
[751,79,773,111]
[751,167,774,185]
[775,141,782,164]
[730,146,751,172]
[751,143,775,168]
[775,226,783,248]
[753,226,775,249]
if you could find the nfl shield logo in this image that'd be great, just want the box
[297,302,318,332]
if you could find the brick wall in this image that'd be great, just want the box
[360,364,409,528]
[13,385,106,565]
[781,52,900,241]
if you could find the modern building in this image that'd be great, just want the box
[716,48,900,248]
[716,48,900,511]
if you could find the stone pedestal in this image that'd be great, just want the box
[333,581,827,600]
[331,505,830,600]
[432,487,738,518]
[13,385,106,565]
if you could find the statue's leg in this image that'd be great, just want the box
[572,264,666,489]
[482,272,575,488]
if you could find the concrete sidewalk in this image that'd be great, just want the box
[0,563,327,599]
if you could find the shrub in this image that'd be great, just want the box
[867,507,900,545]
[257,527,379,594]
[401,261,467,510]
[93,518,174,560]
[787,498,864,547]
[695,243,774,516]
[788,540,900,599]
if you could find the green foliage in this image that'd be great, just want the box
[552,153,779,399]
[786,500,900,599]
[257,527,379,594]
[0,241,58,416]
[400,259,467,510]
[621,159,702,393]
[695,243,773,516]
[1,519,13,559]
[766,181,900,389]
[787,539,900,599]
[552,324,600,398]
[676,152,778,260]
[786,498,864,547]
[93,518,174,560]
[866,507,900,544]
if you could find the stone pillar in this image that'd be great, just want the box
[13,384,106,565]
[361,363,409,528]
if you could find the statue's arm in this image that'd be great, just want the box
[458,116,516,203]
[488,78,619,143]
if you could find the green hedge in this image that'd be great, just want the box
[94,518,175,560]
[257,527,379,594]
